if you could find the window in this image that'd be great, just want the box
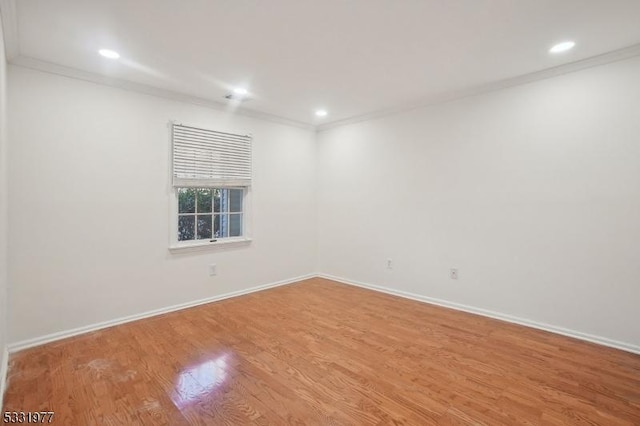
[177,188,244,241]
[171,124,252,248]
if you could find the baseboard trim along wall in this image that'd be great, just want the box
[8,273,317,353]
[0,347,9,412]
[8,272,640,356]
[318,273,640,356]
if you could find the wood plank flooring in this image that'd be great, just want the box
[3,278,640,425]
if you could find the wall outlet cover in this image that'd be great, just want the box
[450,268,458,280]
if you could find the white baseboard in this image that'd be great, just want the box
[319,273,640,356]
[8,273,317,353]
[0,346,8,412]
[8,272,639,357]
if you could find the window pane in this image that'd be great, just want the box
[197,215,212,240]
[178,215,195,241]
[219,189,229,213]
[214,214,229,238]
[229,213,242,237]
[213,215,220,238]
[213,189,222,213]
[178,188,196,213]
[197,189,213,213]
[229,189,243,212]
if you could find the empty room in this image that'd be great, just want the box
[1,0,639,424]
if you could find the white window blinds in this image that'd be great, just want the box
[172,124,252,187]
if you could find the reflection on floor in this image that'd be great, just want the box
[4,278,640,424]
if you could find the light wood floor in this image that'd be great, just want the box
[4,278,640,425]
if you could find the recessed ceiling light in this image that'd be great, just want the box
[98,49,120,59]
[315,110,328,117]
[549,41,575,54]
[225,87,251,102]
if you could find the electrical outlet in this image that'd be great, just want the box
[450,268,458,280]
[386,258,393,269]
[209,264,217,276]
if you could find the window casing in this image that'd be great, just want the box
[170,123,252,249]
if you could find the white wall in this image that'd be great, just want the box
[317,56,640,348]
[8,66,317,343]
[0,9,9,383]
[6,52,640,352]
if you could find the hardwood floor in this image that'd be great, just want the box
[3,278,640,425]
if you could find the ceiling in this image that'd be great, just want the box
[4,0,640,127]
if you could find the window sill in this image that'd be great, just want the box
[169,238,252,252]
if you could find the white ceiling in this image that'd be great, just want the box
[5,0,640,127]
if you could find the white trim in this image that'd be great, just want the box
[1,18,638,134]
[7,273,316,353]
[169,186,252,250]
[0,0,19,60]
[318,273,640,356]
[9,56,314,131]
[169,237,252,252]
[6,273,640,356]
[0,346,8,412]
[316,43,640,132]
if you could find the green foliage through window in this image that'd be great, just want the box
[178,188,243,241]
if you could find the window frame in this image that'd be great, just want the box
[169,185,252,251]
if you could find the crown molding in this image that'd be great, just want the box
[0,0,18,60]
[4,0,640,134]
[0,0,313,130]
[316,43,640,132]
[10,55,315,131]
